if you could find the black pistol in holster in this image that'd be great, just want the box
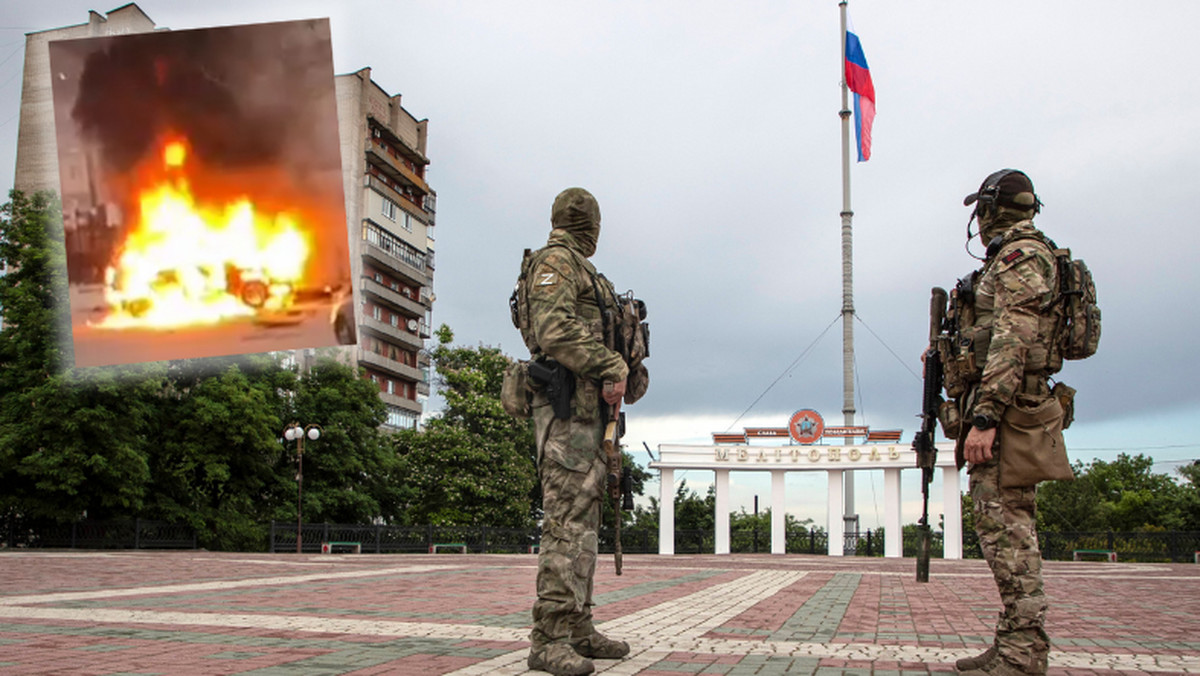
[527,359,575,420]
[914,287,947,583]
[602,386,632,575]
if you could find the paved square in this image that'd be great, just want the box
[1,551,1197,674]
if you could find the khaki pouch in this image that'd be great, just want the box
[1052,381,1076,430]
[624,363,649,405]
[501,360,532,418]
[998,392,1074,488]
[937,398,962,440]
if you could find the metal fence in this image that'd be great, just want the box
[3,518,197,550]
[8,517,1197,562]
[268,522,663,555]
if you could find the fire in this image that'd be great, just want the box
[100,137,312,329]
[163,141,186,168]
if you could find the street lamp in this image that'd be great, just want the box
[283,422,322,553]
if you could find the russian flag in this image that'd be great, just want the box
[844,18,875,162]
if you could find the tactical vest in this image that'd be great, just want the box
[509,244,649,370]
[938,223,1063,399]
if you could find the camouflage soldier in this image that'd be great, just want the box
[517,188,638,676]
[942,170,1068,676]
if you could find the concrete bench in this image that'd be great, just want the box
[430,543,468,553]
[321,541,362,554]
[1073,549,1117,562]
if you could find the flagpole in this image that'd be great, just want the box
[838,0,858,545]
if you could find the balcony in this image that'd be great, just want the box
[361,276,427,316]
[380,390,422,414]
[366,141,430,197]
[357,347,425,383]
[365,175,429,226]
[360,315,424,351]
[361,237,430,287]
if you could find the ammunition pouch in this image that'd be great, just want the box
[501,359,533,418]
[1052,381,1076,430]
[937,397,962,440]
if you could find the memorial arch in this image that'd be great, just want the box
[649,412,961,559]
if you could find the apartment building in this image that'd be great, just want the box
[334,68,436,430]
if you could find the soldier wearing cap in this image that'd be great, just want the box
[943,169,1066,675]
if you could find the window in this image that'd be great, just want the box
[402,211,413,232]
[386,406,419,430]
[382,197,397,221]
[374,272,382,283]
[390,314,398,327]
[372,305,382,321]
[386,380,394,394]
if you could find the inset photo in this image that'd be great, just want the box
[49,18,353,368]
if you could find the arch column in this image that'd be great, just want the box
[883,467,902,557]
[659,467,675,556]
[715,468,730,555]
[771,469,786,554]
[826,469,844,556]
[942,465,963,559]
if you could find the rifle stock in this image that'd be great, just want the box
[915,287,947,583]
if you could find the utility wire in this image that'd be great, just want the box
[725,313,841,432]
[855,313,922,381]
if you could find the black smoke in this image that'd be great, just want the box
[68,20,335,174]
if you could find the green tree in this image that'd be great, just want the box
[0,191,161,523]
[287,354,398,525]
[149,352,396,549]
[1176,462,1200,531]
[1037,453,1188,532]
[152,355,285,549]
[672,479,716,532]
[392,326,538,528]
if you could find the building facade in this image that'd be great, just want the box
[334,68,436,430]
[12,5,436,428]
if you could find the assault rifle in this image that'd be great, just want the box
[915,287,947,583]
[602,383,633,575]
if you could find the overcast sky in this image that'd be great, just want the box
[3,1,1199,530]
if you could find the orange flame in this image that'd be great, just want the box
[100,137,312,329]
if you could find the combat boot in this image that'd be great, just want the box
[568,631,630,659]
[527,642,595,675]
[957,657,1042,676]
[955,643,997,671]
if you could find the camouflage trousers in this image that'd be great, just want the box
[530,411,607,647]
[969,458,1050,674]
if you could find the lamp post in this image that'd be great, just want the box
[283,422,322,553]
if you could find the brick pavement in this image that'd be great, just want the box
[0,550,1198,675]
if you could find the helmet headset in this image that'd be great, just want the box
[963,168,1043,260]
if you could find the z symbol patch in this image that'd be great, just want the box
[537,272,557,286]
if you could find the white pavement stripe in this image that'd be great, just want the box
[447,569,808,676]
[0,564,469,606]
[0,605,529,642]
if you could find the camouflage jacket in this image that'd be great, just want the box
[969,220,1061,421]
[524,229,629,387]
